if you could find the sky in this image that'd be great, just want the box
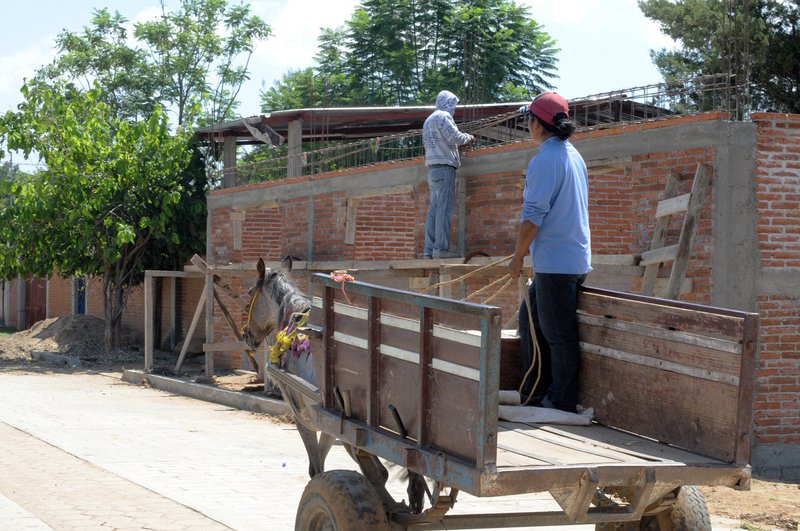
[0,0,674,167]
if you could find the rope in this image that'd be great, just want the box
[330,270,354,304]
[463,273,512,303]
[269,309,311,365]
[518,277,542,406]
[479,275,514,305]
[241,289,259,337]
[424,254,514,294]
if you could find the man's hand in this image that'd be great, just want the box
[508,253,525,279]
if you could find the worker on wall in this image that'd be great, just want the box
[422,90,474,259]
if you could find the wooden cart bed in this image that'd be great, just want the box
[305,274,757,499]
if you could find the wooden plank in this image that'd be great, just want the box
[642,171,682,296]
[579,352,738,462]
[204,272,215,377]
[734,313,760,465]
[496,425,616,466]
[578,289,744,340]
[146,270,202,279]
[579,342,738,385]
[427,370,480,464]
[367,296,381,427]
[419,306,432,446]
[654,192,690,219]
[496,447,552,467]
[379,355,421,440]
[202,341,247,352]
[639,244,678,267]
[578,313,742,354]
[577,317,742,380]
[667,163,712,299]
[499,423,661,464]
[174,284,207,373]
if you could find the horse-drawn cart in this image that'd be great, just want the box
[267,272,758,530]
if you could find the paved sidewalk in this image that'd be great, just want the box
[0,421,226,530]
[0,370,586,530]
[0,369,743,530]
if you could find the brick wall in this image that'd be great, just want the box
[47,277,73,317]
[354,192,417,261]
[19,110,800,477]
[753,113,800,453]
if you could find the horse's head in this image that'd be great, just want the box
[242,255,301,350]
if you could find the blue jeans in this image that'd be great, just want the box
[423,165,456,256]
[518,273,587,412]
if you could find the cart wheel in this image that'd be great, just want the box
[295,470,389,531]
[663,486,711,531]
[594,486,711,531]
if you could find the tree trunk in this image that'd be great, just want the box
[102,267,124,352]
[103,269,114,352]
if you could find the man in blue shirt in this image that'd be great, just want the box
[422,90,474,259]
[508,92,591,413]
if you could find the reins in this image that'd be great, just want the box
[422,253,542,406]
[241,284,261,337]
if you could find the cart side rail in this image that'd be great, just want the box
[309,273,502,470]
[576,285,759,465]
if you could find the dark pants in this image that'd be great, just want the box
[518,272,586,413]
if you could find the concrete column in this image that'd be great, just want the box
[287,119,303,179]
[223,136,237,188]
[456,171,467,256]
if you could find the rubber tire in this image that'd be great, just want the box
[295,470,389,531]
[666,486,711,531]
[594,486,711,531]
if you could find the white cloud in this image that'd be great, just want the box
[237,0,359,113]
[0,36,56,114]
[518,0,676,97]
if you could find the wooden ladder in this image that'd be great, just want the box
[640,162,713,299]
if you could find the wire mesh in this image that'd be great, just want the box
[211,74,745,188]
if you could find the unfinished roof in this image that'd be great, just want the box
[195,102,527,146]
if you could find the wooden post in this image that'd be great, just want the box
[174,284,207,373]
[144,272,153,371]
[204,270,215,377]
[456,173,466,256]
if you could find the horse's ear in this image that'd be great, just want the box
[281,254,293,273]
[256,258,265,279]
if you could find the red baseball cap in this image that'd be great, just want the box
[528,92,569,126]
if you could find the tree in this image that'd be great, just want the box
[0,82,198,350]
[639,0,800,113]
[262,0,559,110]
[44,0,271,126]
[0,0,269,348]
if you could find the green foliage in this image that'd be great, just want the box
[45,0,271,126]
[0,83,197,282]
[262,0,559,110]
[639,0,800,113]
[0,0,267,348]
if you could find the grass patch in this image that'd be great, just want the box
[0,326,16,337]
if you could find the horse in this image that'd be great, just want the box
[242,257,428,514]
[241,256,335,478]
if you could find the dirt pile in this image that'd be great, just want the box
[0,315,154,368]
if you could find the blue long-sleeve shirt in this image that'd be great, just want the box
[521,136,592,275]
